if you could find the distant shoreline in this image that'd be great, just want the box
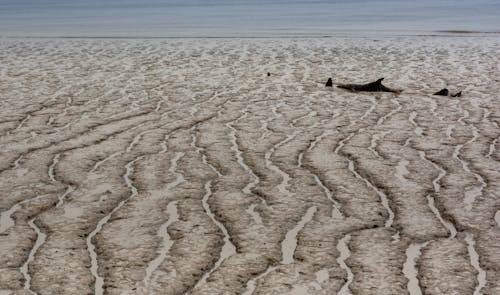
[1,30,500,40]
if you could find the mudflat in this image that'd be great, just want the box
[0,37,499,295]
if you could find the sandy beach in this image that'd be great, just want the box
[0,36,499,294]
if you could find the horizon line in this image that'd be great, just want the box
[2,31,499,40]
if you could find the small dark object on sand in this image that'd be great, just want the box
[325,78,333,87]
[433,88,449,96]
[337,78,400,93]
[451,91,462,97]
[267,72,271,77]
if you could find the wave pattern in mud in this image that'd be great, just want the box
[0,37,499,295]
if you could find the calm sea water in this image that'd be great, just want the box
[1,0,499,37]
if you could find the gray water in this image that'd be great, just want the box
[1,0,499,37]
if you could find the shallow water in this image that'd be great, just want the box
[1,0,499,37]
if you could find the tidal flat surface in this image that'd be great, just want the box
[0,37,499,294]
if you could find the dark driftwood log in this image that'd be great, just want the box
[433,88,449,96]
[325,78,333,87]
[451,91,462,97]
[337,78,401,93]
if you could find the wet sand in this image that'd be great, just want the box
[0,37,499,295]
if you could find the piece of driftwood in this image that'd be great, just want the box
[433,88,449,96]
[337,78,401,93]
[451,91,462,97]
[325,78,333,87]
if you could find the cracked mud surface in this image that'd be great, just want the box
[0,37,499,295]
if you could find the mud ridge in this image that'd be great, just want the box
[143,152,185,287]
[345,154,394,228]
[337,234,353,295]
[20,219,47,295]
[465,233,487,295]
[192,180,236,290]
[418,151,457,238]
[87,156,143,295]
